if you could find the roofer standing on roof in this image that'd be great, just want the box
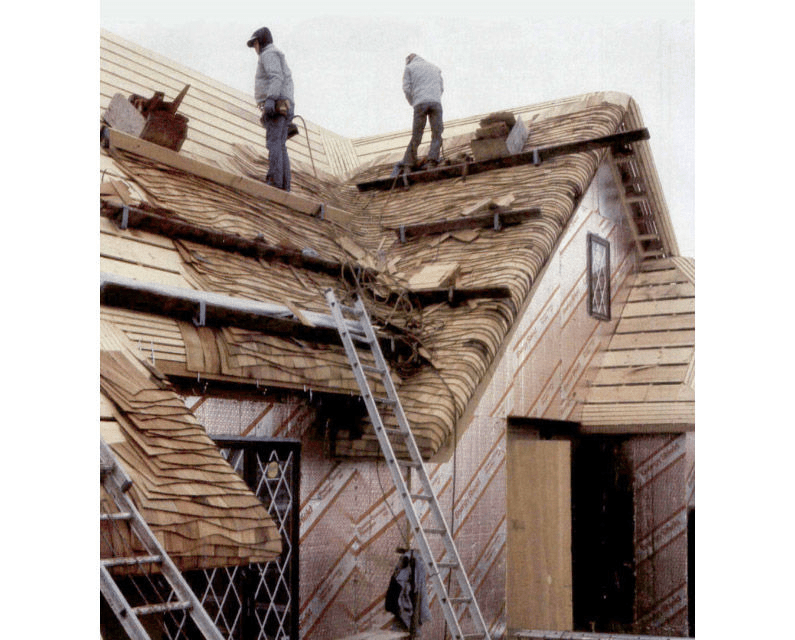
[248,27,294,191]
[401,54,444,169]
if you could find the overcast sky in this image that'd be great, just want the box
[100,1,694,256]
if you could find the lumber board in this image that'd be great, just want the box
[627,282,694,302]
[590,364,691,386]
[405,262,460,289]
[579,401,694,425]
[100,256,191,289]
[356,128,649,191]
[608,329,694,350]
[100,201,361,279]
[584,383,695,404]
[599,347,693,368]
[615,313,694,334]
[104,128,352,225]
[632,268,690,287]
[394,206,541,241]
[621,298,695,318]
[100,230,184,272]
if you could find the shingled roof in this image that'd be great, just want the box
[100,321,283,571]
[100,30,686,461]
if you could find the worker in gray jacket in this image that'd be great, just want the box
[248,27,294,191]
[401,54,444,169]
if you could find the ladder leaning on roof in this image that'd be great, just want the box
[325,289,491,640]
[100,439,225,640]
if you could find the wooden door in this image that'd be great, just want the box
[506,430,573,630]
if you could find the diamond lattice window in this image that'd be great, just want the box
[587,233,611,321]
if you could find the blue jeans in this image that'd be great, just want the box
[262,102,294,191]
[402,101,444,166]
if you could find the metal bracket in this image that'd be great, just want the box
[493,212,502,231]
[317,203,325,220]
[193,299,206,327]
[120,205,129,230]
[399,225,406,244]
[532,149,541,165]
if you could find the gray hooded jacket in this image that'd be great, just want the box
[402,56,443,107]
[255,44,294,105]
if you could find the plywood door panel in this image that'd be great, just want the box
[507,432,572,630]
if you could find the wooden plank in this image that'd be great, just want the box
[627,282,694,302]
[507,434,572,630]
[104,128,351,225]
[608,329,695,350]
[101,307,184,332]
[600,347,693,368]
[590,364,691,386]
[394,206,541,242]
[100,394,117,420]
[99,216,176,250]
[621,298,695,318]
[580,401,694,426]
[100,202,360,279]
[357,128,649,191]
[584,383,695,404]
[100,419,127,445]
[615,313,694,334]
[406,263,460,290]
[100,231,184,273]
[633,268,689,286]
[100,256,191,289]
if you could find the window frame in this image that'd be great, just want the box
[587,233,611,321]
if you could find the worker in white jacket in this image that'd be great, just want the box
[248,26,294,191]
[401,54,444,168]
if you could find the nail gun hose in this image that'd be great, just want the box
[291,114,317,178]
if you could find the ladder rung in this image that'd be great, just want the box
[347,332,372,344]
[395,459,421,468]
[448,597,472,604]
[102,554,162,568]
[422,527,447,535]
[436,561,459,569]
[373,396,396,405]
[359,363,385,375]
[459,634,488,639]
[410,494,433,501]
[133,601,192,616]
[101,512,133,521]
[339,304,362,317]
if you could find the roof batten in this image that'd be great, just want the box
[356,128,650,192]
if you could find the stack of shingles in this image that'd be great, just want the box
[100,332,282,572]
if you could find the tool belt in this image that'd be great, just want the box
[259,99,291,126]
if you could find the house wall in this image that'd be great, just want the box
[179,161,648,639]
[624,435,690,635]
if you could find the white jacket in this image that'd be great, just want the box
[255,44,294,105]
[402,56,443,107]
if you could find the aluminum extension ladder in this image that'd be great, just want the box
[325,289,491,640]
[100,439,224,640]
